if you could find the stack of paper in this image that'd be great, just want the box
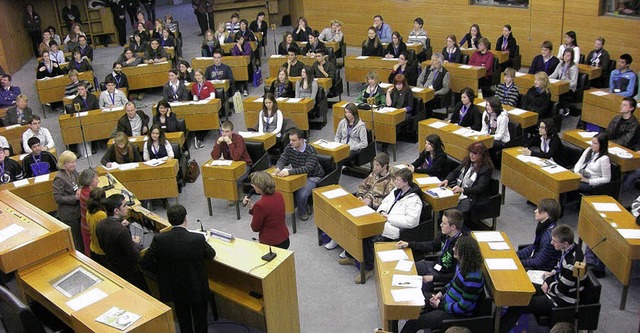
[541,165,566,174]
[95,307,141,330]
[515,72,526,77]
[314,140,343,149]
[452,128,481,137]
[426,187,454,198]
[527,270,546,285]
[34,174,50,183]
[428,121,448,129]
[608,147,633,159]
[356,56,369,59]
[377,249,409,262]
[411,87,424,93]
[253,98,264,103]
[143,159,166,167]
[459,65,473,69]
[379,83,392,89]
[475,101,487,108]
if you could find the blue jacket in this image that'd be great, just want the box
[376,23,392,43]
[0,86,21,108]
[517,219,561,271]
[610,69,637,97]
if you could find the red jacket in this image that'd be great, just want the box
[210,132,252,165]
[250,192,289,245]
[469,51,495,78]
[190,81,215,100]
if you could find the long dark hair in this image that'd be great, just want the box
[484,96,503,128]
[425,134,445,154]
[87,187,106,215]
[456,236,483,276]
[462,141,494,170]
[565,30,578,47]
[262,92,278,116]
[155,99,171,117]
[585,132,608,162]
[147,123,168,144]
[539,118,557,138]
[299,66,315,92]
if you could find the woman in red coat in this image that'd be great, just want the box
[243,171,290,249]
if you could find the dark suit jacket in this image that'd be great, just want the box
[450,102,482,131]
[153,113,180,133]
[4,106,33,125]
[162,81,190,102]
[117,110,150,136]
[445,163,493,205]
[96,216,141,280]
[141,227,215,302]
[71,94,100,112]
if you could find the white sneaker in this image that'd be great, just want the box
[324,239,338,250]
[339,250,347,258]
[243,90,248,96]
[194,137,200,149]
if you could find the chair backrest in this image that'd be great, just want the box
[176,117,187,132]
[0,284,47,333]
[170,142,182,160]
[507,121,523,146]
[447,155,461,174]
[461,54,469,65]
[579,53,586,64]
[317,154,335,175]
[556,140,583,169]
[577,73,590,91]
[246,141,269,172]
[582,269,602,304]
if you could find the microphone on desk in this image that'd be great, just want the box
[261,245,277,262]
[198,219,204,232]
[243,188,256,207]
[102,172,114,190]
[120,189,135,206]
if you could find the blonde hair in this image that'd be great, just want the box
[68,69,79,77]
[366,71,380,83]
[16,94,28,102]
[503,67,516,78]
[114,131,129,146]
[250,171,276,194]
[331,19,342,27]
[57,150,77,169]
[534,71,550,94]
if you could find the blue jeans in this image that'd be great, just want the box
[585,246,605,272]
[295,176,320,215]
[623,169,640,190]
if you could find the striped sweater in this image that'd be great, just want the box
[545,243,586,305]
[276,142,325,178]
[438,266,484,316]
[496,83,520,107]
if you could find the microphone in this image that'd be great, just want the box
[120,189,135,206]
[198,219,204,232]
[243,188,256,207]
[102,172,114,190]
[261,245,277,262]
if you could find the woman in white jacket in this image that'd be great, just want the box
[334,102,368,167]
[550,48,579,116]
[481,96,510,166]
[573,132,611,194]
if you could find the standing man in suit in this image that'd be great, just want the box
[141,204,215,333]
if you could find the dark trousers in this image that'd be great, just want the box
[338,150,359,168]
[140,2,156,23]
[114,18,127,46]
[195,12,214,34]
[174,298,209,333]
[415,260,439,293]
[499,285,559,333]
[126,7,138,29]
[90,251,107,267]
[29,30,41,57]
[62,217,84,254]
[400,303,456,333]
[346,235,393,271]
[274,238,290,249]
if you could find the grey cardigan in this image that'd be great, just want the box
[53,170,80,222]
[334,119,368,151]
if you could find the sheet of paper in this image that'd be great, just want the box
[210,160,233,166]
[592,202,621,212]
[377,249,409,262]
[382,57,398,61]
[617,229,640,239]
[485,258,518,270]
[347,205,375,217]
[253,98,264,103]
[488,242,510,250]
[590,90,609,96]
[416,176,441,185]
[238,131,261,138]
[196,57,212,60]
[425,187,454,198]
[452,128,481,137]
[276,97,287,101]
[19,154,27,160]
[128,138,137,142]
[118,163,139,171]
[411,87,424,93]
[541,165,566,174]
[77,112,89,117]
[66,288,108,311]
[515,72,526,77]
[4,125,20,130]
[379,83,392,89]
[527,270,546,285]
[314,140,343,149]
[390,288,425,303]
[392,275,422,288]
[473,231,504,242]
[12,179,30,188]
[269,54,285,58]
[356,56,369,59]
[508,108,527,115]
[322,188,349,199]
[95,306,141,330]
[609,146,633,158]
[475,101,487,108]
[428,121,448,129]
[376,107,398,113]
[143,159,165,167]
[34,174,49,183]
[0,224,25,244]
[549,78,560,83]
[286,98,302,103]
[459,65,473,69]
[102,162,120,170]
[395,260,414,272]
[578,131,599,138]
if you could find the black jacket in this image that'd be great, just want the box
[385,42,407,59]
[117,110,150,136]
[412,149,448,180]
[606,115,639,149]
[162,81,190,102]
[442,46,462,64]
[450,102,482,131]
[446,163,493,205]
[269,80,295,98]
[153,112,180,133]
[526,134,563,161]
[495,35,517,58]
[522,87,551,118]
[361,39,384,57]
[71,94,100,112]
[96,216,142,280]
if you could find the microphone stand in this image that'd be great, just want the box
[72,103,93,168]
[271,24,277,56]
[367,96,378,153]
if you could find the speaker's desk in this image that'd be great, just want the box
[191,56,251,81]
[238,131,277,150]
[501,147,581,204]
[421,61,487,94]
[581,89,628,129]
[121,62,172,90]
[152,99,222,132]
[268,55,316,78]
[58,108,122,145]
[107,132,185,152]
[312,185,386,284]
[474,98,539,130]
[578,196,640,310]
[244,96,314,131]
[266,167,306,234]
[508,73,570,102]
[201,160,247,220]
[264,76,332,92]
[0,173,58,213]
[0,124,30,155]
[418,118,494,162]
[97,160,179,203]
[36,71,94,105]
[309,140,350,163]
[562,129,640,172]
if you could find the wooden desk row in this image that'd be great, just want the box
[121,62,172,91]
[581,88,627,129]
[244,96,314,131]
[418,118,494,162]
[382,42,424,55]
[473,98,540,130]
[0,124,29,155]
[191,56,251,81]
[97,160,180,204]
[35,71,94,106]
[106,132,185,151]
[264,76,332,92]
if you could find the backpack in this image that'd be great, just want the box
[186,159,200,183]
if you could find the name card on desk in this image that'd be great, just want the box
[485,258,518,270]
[376,107,397,113]
[549,78,560,83]
[347,205,375,217]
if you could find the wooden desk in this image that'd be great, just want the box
[121,62,171,90]
[421,60,487,93]
[374,242,423,331]
[578,196,640,310]
[471,231,535,307]
[220,41,258,54]
[268,55,316,78]
[58,108,122,145]
[107,132,185,152]
[460,48,509,64]
[238,132,276,150]
[0,124,29,155]
[62,88,128,106]
[205,236,300,332]
[184,79,231,92]
[264,76,332,92]
[191,56,251,81]
[508,73,570,102]
[562,129,640,172]
[0,173,58,213]
[581,89,630,129]
[11,148,58,167]
[378,83,435,104]
[298,41,341,53]
[312,185,386,284]
[501,147,581,204]
[344,55,396,88]
[17,250,175,332]
[201,160,247,220]
[413,173,461,236]
[418,118,494,161]
[382,42,424,55]
[244,96,314,131]
[97,160,179,202]
[161,99,221,132]
[577,64,602,79]
[474,98,539,130]
[266,167,306,234]
[36,71,94,105]
[309,140,350,163]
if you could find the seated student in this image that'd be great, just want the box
[610,54,637,98]
[162,68,190,102]
[0,135,10,156]
[212,121,253,200]
[22,115,54,153]
[159,28,175,48]
[408,17,428,62]
[69,49,93,73]
[388,52,418,86]
[213,22,228,45]
[5,94,32,126]
[586,36,611,86]
[143,124,174,161]
[384,32,407,59]
[153,99,179,133]
[118,47,142,68]
[312,49,336,84]
[396,209,465,292]
[273,129,324,221]
[372,15,392,43]
[386,74,414,118]
[469,37,495,94]
[76,35,93,61]
[235,19,256,42]
[22,137,57,178]
[269,68,295,98]
[341,168,422,283]
[442,35,462,64]
[257,93,284,138]
[295,66,318,100]
[64,69,95,97]
[201,29,220,57]
[101,132,143,167]
[117,101,149,137]
[441,142,494,215]
[361,27,384,57]
[292,17,313,42]
[63,32,80,53]
[48,41,65,64]
[0,148,24,183]
[417,53,451,107]
[204,50,235,87]
[143,39,168,64]
[529,40,560,76]
[191,68,215,100]
[135,11,154,31]
[283,47,305,77]
[550,48,579,92]
[408,134,448,180]
[334,103,368,167]
[318,19,343,44]
[400,236,484,333]
[129,32,148,53]
[557,31,580,64]
[105,62,129,90]
[356,71,385,106]
[242,171,290,249]
[46,26,62,45]
[523,119,562,161]
[231,35,252,96]
[302,30,326,58]
[225,12,240,36]
[516,198,562,271]
[278,32,299,56]
[496,24,517,68]
[459,24,482,49]
[499,225,586,333]
[99,77,129,110]
[450,87,482,131]
[480,96,511,149]
[355,152,395,210]
[496,67,519,106]
[605,98,639,149]
[71,82,99,112]
[522,71,552,118]
[0,75,21,109]
[176,60,194,83]
[573,132,611,194]
[36,51,63,79]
